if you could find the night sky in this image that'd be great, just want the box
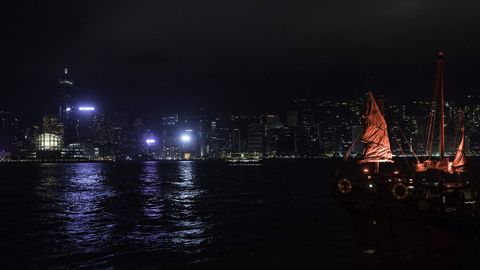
[2,0,480,123]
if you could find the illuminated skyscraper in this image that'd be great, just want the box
[58,66,74,122]
[57,66,80,145]
[90,113,116,156]
[232,128,241,153]
[42,115,64,137]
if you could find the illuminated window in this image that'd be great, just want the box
[35,133,62,151]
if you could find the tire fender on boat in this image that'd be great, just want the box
[338,178,352,194]
[392,182,408,200]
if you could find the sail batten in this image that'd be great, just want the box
[359,92,393,163]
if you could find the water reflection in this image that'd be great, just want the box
[101,161,207,255]
[167,161,206,248]
[1,160,337,268]
[140,161,163,219]
[127,161,167,245]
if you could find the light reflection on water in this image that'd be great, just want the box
[24,162,209,267]
[169,161,206,248]
[141,161,162,219]
[62,163,114,250]
[0,160,366,268]
[116,161,208,250]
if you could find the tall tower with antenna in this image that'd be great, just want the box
[58,64,74,122]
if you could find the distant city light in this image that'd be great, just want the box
[79,106,95,111]
[181,134,191,143]
[146,139,156,145]
[65,107,71,112]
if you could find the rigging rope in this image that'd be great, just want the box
[334,128,363,177]
[396,125,420,164]
[343,129,363,161]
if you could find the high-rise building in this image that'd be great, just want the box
[286,111,299,127]
[247,123,264,153]
[0,112,22,158]
[90,113,117,157]
[162,115,179,126]
[265,114,282,129]
[58,66,74,123]
[57,66,80,145]
[42,115,64,137]
[232,128,241,153]
[112,111,136,159]
[267,126,294,157]
[208,117,231,158]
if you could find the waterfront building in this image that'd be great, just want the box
[232,128,242,153]
[247,122,264,154]
[35,133,62,151]
[33,132,63,159]
[112,111,136,159]
[208,117,231,158]
[0,111,22,158]
[90,113,117,157]
[42,115,64,137]
[266,126,294,157]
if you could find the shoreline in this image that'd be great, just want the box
[0,157,345,164]
[2,156,478,164]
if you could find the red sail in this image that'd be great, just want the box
[452,126,466,170]
[359,92,393,163]
[415,158,448,172]
[415,126,467,173]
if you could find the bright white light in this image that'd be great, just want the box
[66,107,71,112]
[181,134,191,143]
[146,139,155,145]
[79,106,95,111]
[368,184,374,188]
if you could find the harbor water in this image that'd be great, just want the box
[0,160,478,269]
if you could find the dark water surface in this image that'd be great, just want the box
[0,160,477,269]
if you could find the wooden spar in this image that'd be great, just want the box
[437,51,445,158]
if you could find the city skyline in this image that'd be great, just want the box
[4,81,480,162]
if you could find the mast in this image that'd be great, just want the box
[436,51,445,158]
[415,51,457,173]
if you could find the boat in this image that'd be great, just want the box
[334,51,480,241]
[224,153,263,165]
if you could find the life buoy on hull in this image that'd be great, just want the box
[392,182,408,200]
[338,178,352,194]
